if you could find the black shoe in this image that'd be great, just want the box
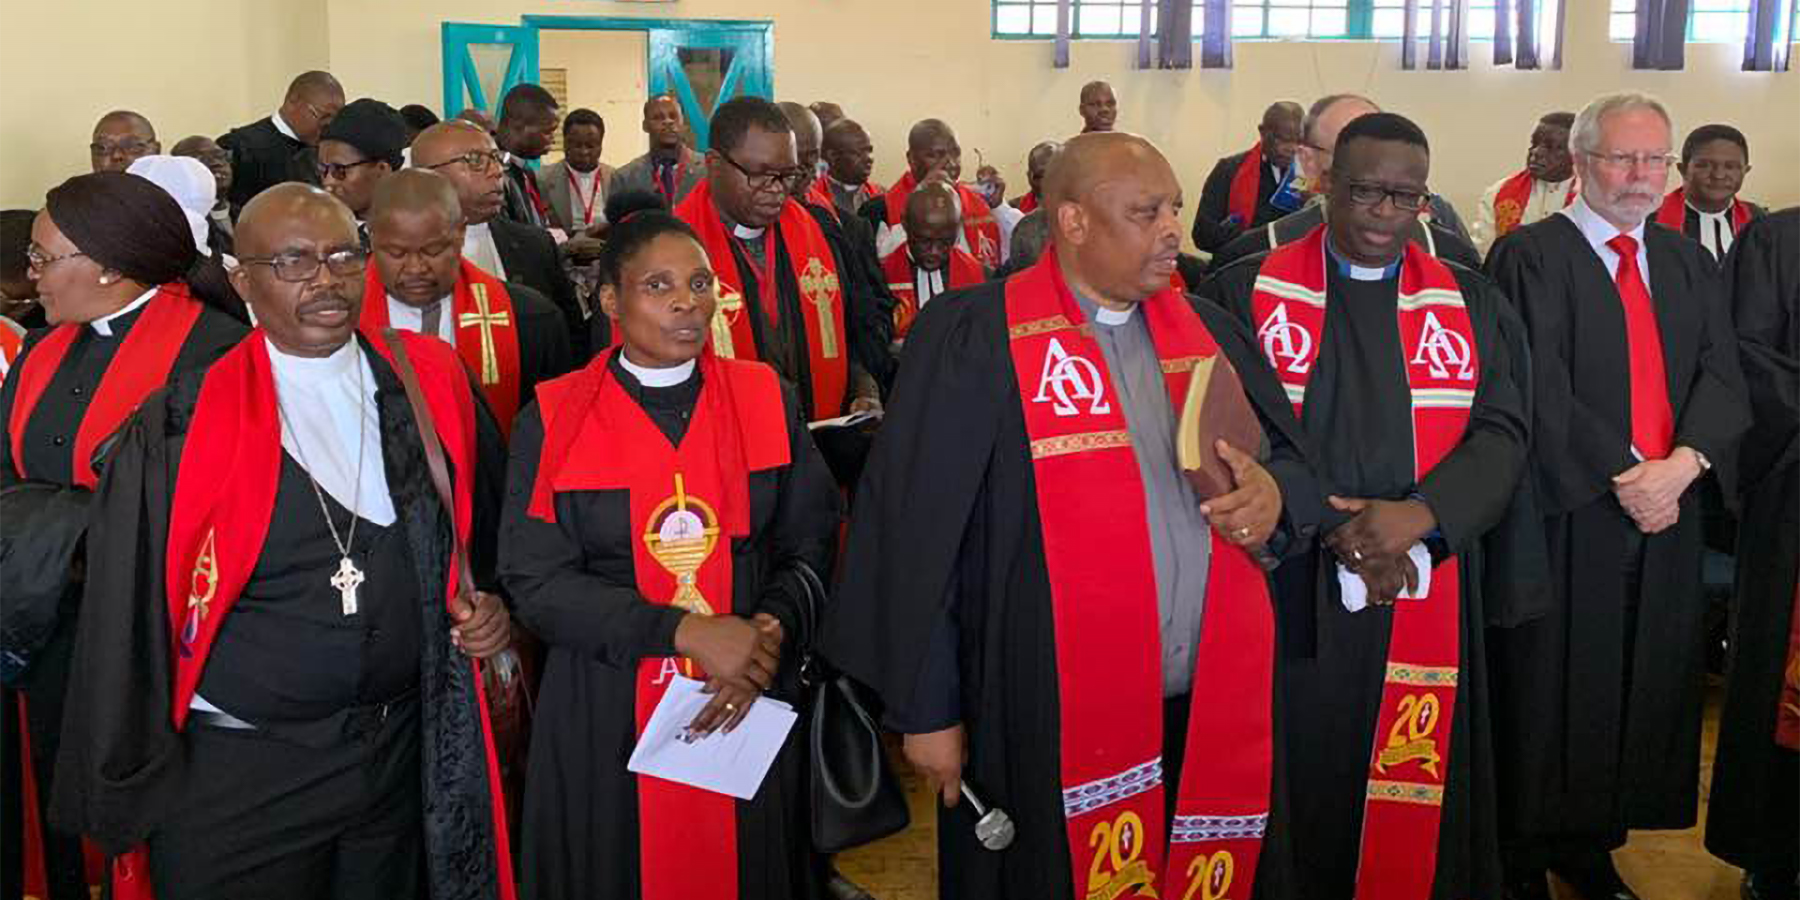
[1743,869,1800,900]
[1504,868,1553,900]
[1551,849,1642,900]
[824,869,877,900]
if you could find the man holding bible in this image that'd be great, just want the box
[1197,112,1531,900]
[824,132,1316,899]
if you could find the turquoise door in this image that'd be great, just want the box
[441,22,540,119]
[646,23,773,151]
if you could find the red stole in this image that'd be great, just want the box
[7,284,203,489]
[1014,192,1040,213]
[880,244,983,339]
[359,259,525,439]
[1780,580,1800,750]
[1654,187,1754,234]
[675,180,850,418]
[1490,170,1574,237]
[527,348,789,900]
[881,171,1004,270]
[127,330,513,900]
[1003,250,1276,900]
[1248,225,1475,900]
[0,319,23,380]
[804,179,837,219]
[1227,143,1266,226]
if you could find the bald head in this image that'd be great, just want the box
[91,111,159,173]
[1042,132,1182,305]
[1262,101,1304,130]
[777,102,822,154]
[1027,141,1062,197]
[411,120,495,167]
[905,181,962,271]
[368,168,462,228]
[232,183,362,357]
[810,101,846,129]
[1257,101,1306,172]
[1300,93,1380,182]
[822,119,875,186]
[455,108,495,133]
[286,70,343,103]
[906,119,962,181]
[235,183,355,258]
[280,71,346,146]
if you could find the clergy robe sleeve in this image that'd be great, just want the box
[1192,154,1246,253]
[0,327,41,489]
[1414,274,1531,553]
[1430,195,1473,243]
[497,404,687,665]
[48,389,183,854]
[467,376,508,595]
[1486,231,1639,514]
[753,380,844,662]
[1726,211,1799,486]
[1670,255,1751,494]
[506,282,576,402]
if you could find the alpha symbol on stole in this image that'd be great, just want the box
[1257,303,1312,374]
[1033,337,1110,417]
[1411,311,1474,380]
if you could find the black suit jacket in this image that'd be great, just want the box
[488,216,591,361]
[1192,148,1284,253]
[217,117,317,209]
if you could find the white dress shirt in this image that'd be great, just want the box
[267,337,396,526]
[271,109,300,142]
[89,287,158,337]
[386,293,456,344]
[1690,204,1737,259]
[464,221,508,280]
[1561,196,1654,296]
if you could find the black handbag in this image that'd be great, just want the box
[788,561,911,854]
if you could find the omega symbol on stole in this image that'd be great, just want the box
[1257,303,1313,374]
[642,473,721,616]
[1411,310,1475,380]
[1034,336,1110,417]
[180,528,220,655]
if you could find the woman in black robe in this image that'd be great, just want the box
[0,172,247,900]
[1706,207,1799,899]
[500,202,840,900]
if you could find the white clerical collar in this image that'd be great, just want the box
[1093,305,1136,326]
[620,352,696,387]
[272,109,300,142]
[1689,202,1732,223]
[90,287,158,337]
[732,224,766,241]
[265,334,360,382]
[828,175,864,192]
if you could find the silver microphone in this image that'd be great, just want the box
[959,781,1016,851]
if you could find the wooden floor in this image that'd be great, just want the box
[837,683,1750,900]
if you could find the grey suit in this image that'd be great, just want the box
[539,160,616,230]
[607,147,706,207]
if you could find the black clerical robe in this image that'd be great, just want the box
[1210,203,1482,273]
[1706,207,1799,876]
[0,297,245,900]
[48,334,512,898]
[490,215,591,362]
[498,354,839,900]
[1199,248,1534,900]
[1485,216,1751,851]
[217,116,317,209]
[1191,148,1284,253]
[821,281,1316,898]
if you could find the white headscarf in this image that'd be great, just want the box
[126,155,215,257]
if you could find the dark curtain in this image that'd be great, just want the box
[1634,0,1691,70]
[1743,0,1794,71]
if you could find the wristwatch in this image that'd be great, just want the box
[1689,447,1712,473]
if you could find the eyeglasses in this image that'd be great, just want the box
[25,248,87,272]
[424,149,506,174]
[1583,150,1677,172]
[1342,182,1432,212]
[715,150,810,195]
[317,158,384,181]
[90,140,151,158]
[239,247,369,283]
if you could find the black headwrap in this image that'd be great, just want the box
[320,98,410,170]
[45,172,244,319]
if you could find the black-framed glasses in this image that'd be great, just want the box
[89,140,152,158]
[1583,150,1676,172]
[715,150,809,195]
[25,247,86,272]
[239,247,369,283]
[1342,182,1432,212]
[424,149,505,174]
[317,158,384,181]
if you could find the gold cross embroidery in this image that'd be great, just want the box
[711,288,745,358]
[457,283,511,385]
[797,257,841,359]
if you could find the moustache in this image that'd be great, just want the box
[296,291,353,316]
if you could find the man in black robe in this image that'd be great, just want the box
[50,184,516,899]
[412,120,590,360]
[1191,100,1302,253]
[495,83,561,229]
[1208,94,1480,272]
[219,70,345,207]
[364,169,573,436]
[1199,111,1532,900]
[89,110,160,174]
[824,132,1312,899]
[1707,207,1798,900]
[1486,91,1751,900]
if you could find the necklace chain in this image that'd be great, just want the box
[274,345,367,560]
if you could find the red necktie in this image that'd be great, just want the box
[1606,233,1674,460]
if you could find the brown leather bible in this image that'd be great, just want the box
[1176,351,1266,499]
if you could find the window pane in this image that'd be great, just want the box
[1268,7,1310,35]
[1033,3,1061,35]
[1234,6,1267,36]
[1468,8,1496,37]
[1313,7,1347,35]
[1079,3,1124,35]
[996,4,1031,34]
[1372,7,1403,36]
[1610,12,1635,39]
[1123,4,1146,35]
[1691,10,1743,40]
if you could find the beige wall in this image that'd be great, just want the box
[0,0,330,209]
[7,0,1794,235]
[540,29,650,171]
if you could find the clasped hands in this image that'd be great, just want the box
[672,611,786,737]
[1324,496,1437,607]
[1612,448,1703,534]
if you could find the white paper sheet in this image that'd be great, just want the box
[625,675,797,801]
[1338,542,1434,612]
